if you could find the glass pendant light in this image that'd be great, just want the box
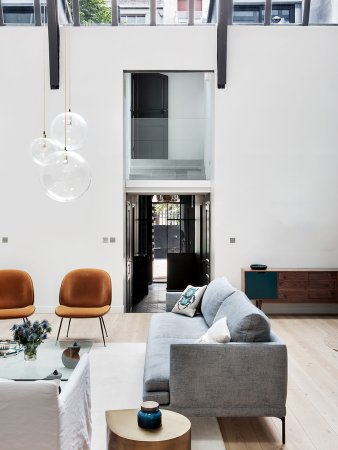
[40,25,91,203]
[40,150,91,202]
[31,132,57,166]
[50,111,87,150]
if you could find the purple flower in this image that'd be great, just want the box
[10,319,52,347]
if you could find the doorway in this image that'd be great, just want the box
[125,193,210,312]
[152,194,195,283]
[131,73,168,159]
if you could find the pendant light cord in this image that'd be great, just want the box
[68,18,71,114]
[64,24,68,150]
[43,2,47,138]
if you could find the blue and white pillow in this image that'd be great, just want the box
[172,285,207,317]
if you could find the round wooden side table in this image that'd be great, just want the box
[106,409,191,450]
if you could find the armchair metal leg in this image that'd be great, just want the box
[66,318,71,337]
[280,417,286,444]
[99,317,106,347]
[101,317,108,337]
[56,318,63,342]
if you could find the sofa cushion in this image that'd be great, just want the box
[172,285,207,317]
[196,317,231,344]
[147,312,209,340]
[201,277,238,327]
[144,337,196,392]
[144,313,209,392]
[213,291,271,342]
[143,390,170,406]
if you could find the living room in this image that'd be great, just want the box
[0,0,338,448]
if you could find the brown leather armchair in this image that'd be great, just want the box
[0,270,35,321]
[55,268,112,346]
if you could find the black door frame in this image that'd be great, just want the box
[131,73,169,159]
[125,193,211,311]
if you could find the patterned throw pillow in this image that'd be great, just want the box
[171,285,207,317]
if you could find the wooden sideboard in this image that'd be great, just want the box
[241,268,338,309]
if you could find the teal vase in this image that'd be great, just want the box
[137,401,162,429]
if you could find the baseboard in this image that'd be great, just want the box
[35,305,125,314]
[262,303,338,315]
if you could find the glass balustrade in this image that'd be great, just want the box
[125,117,212,180]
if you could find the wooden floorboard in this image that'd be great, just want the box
[1,313,338,449]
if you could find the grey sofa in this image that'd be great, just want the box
[143,277,288,443]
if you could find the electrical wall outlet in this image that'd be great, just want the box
[103,237,116,243]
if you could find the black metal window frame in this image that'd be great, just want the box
[152,196,195,255]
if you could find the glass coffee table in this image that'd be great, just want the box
[0,340,92,381]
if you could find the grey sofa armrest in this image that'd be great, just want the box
[169,342,287,417]
[165,292,182,312]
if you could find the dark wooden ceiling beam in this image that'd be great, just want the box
[34,0,42,26]
[47,0,60,89]
[73,0,80,26]
[111,0,118,26]
[303,0,311,25]
[150,0,156,25]
[188,0,194,25]
[264,0,272,25]
[217,0,233,88]
[0,0,4,26]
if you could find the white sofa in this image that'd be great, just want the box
[0,353,91,450]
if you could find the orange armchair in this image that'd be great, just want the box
[55,268,112,346]
[0,270,35,321]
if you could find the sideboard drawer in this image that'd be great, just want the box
[308,272,337,300]
[245,272,278,300]
[278,272,308,301]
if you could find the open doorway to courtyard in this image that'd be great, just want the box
[126,193,210,313]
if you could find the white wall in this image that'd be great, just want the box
[165,72,205,160]
[0,26,214,312]
[1,25,338,313]
[214,27,338,312]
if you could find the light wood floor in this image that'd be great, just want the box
[1,314,337,450]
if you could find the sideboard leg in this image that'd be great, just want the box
[255,300,263,309]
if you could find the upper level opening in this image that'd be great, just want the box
[124,71,214,182]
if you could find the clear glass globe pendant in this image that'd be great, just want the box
[40,150,91,202]
[30,132,57,166]
[50,111,88,150]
